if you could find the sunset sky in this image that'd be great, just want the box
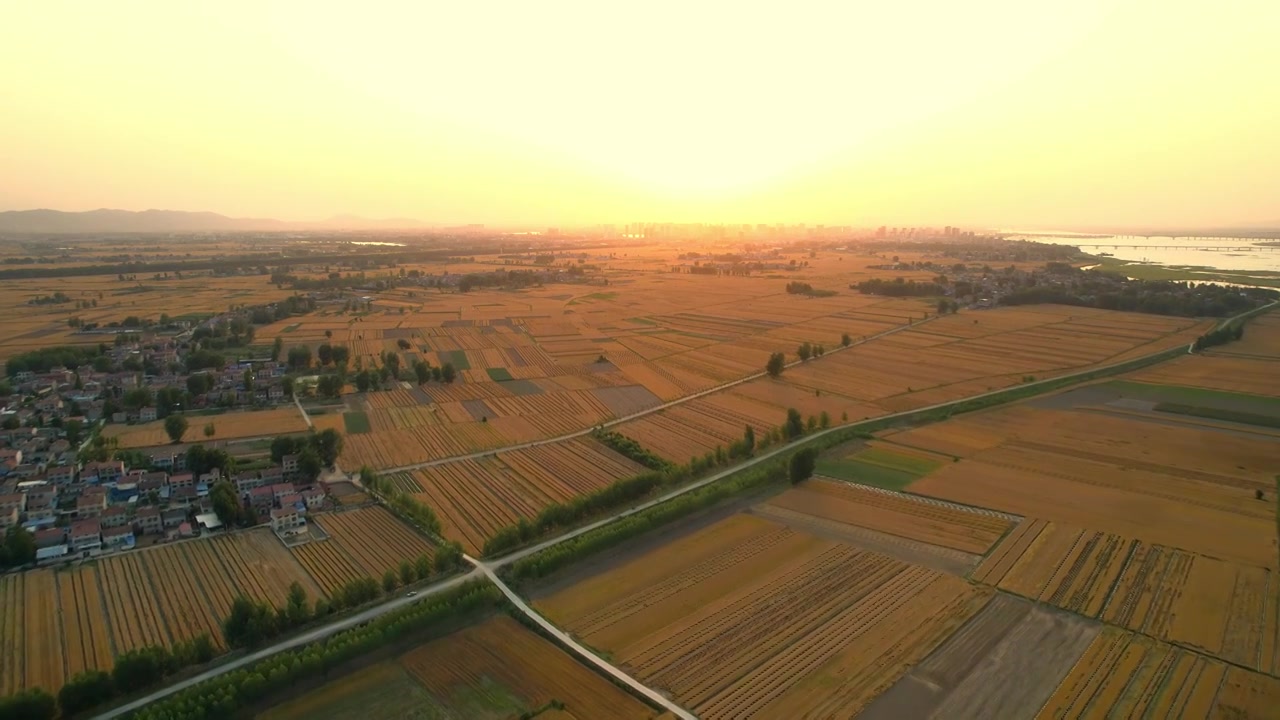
[2,1,1276,228]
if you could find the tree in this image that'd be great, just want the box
[797,341,813,361]
[819,410,831,428]
[63,418,84,446]
[287,345,312,370]
[330,345,350,367]
[431,366,442,382]
[163,414,188,444]
[113,646,173,692]
[203,421,217,439]
[123,387,153,411]
[0,688,56,720]
[1,526,36,568]
[382,569,398,594]
[399,559,416,585]
[743,424,755,455]
[789,448,819,484]
[415,553,433,579]
[242,368,255,393]
[312,428,343,467]
[784,408,804,439]
[297,448,323,482]
[441,363,457,384]
[210,481,243,527]
[285,582,310,627]
[841,332,851,347]
[434,541,464,573]
[414,361,431,384]
[317,343,332,366]
[270,436,303,464]
[58,670,115,716]
[765,352,785,378]
[271,336,284,361]
[355,370,372,392]
[937,298,950,315]
[187,372,213,395]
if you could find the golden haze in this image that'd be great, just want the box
[1,0,1277,227]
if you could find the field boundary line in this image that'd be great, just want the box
[470,558,698,720]
[376,315,939,474]
[815,474,1023,522]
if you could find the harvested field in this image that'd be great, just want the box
[975,519,1280,673]
[410,438,645,554]
[0,574,25,695]
[1031,629,1276,719]
[536,512,989,719]
[860,594,1098,720]
[400,616,653,719]
[767,479,1014,555]
[310,506,434,581]
[56,566,114,680]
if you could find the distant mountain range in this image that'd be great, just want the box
[0,208,426,234]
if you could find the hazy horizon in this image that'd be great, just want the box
[3,1,1277,228]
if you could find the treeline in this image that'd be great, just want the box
[592,430,671,471]
[1194,320,1245,351]
[999,277,1276,318]
[506,452,794,582]
[852,278,945,297]
[360,467,445,538]
[0,635,217,719]
[485,412,832,558]
[785,281,836,297]
[4,345,107,377]
[123,582,502,720]
[0,247,470,281]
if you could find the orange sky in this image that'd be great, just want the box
[2,1,1277,228]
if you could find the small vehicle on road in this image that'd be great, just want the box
[406,591,417,597]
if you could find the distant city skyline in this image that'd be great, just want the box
[2,1,1277,228]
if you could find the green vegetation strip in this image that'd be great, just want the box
[1153,403,1280,429]
[814,458,917,491]
[1100,380,1280,415]
[486,367,514,382]
[447,350,471,370]
[281,323,301,332]
[343,411,371,434]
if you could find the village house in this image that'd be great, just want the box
[248,485,275,511]
[0,506,17,530]
[45,464,76,486]
[139,406,157,422]
[301,486,325,511]
[77,487,107,518]
[161,508,187,530]
[270,482,295,504]
[97,461,125,485]
[169,485,198,509]
[101,524,134,549]
[281,454,299,476]
[69,519,102,554]
[34,526,66,549]
[270,506,305,537]
[235,471,265,495]
[135,506,162,535]
[0,493,28,520]
[100,505,130,529]
[259,466,284,485]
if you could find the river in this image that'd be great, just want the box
[1003,232,1280,273]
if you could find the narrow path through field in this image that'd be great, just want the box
[367,316,939,474]
[470,556,699,720]
[98,305,1274,719]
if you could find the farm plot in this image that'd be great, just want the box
[311,506,434,581]
[23,570,65,694]
[411,438,645,553]
[400,616,653,720]
[99,553,174,654]
[1033,629,1263,719]
[138,544,227,650]
[210,531,324,607]
[766,479,1013,555]
[0,574,24,695]
[816,444,944,490]
[976,520,1280,673]
[102,407,309,448]
[860,594,1098,720]
[536,512,989,719]
[292,540,367,596]
[56,566,115,678]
